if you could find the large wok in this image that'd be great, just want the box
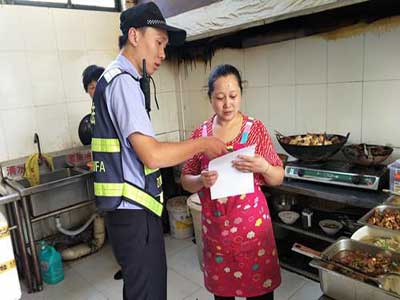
[342,144,393,166]
[276,132,350,162]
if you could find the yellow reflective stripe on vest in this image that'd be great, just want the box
[144,166,159,175]
[94,182,163,216]
[91,138,120,153]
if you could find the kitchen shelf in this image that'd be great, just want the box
[272,220,338,243]
[265,178,389,209]
[275,232,329,283]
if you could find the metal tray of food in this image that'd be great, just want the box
[351,225,400,254]
[315,238,400,299]
[384,196,400,207]
[358,205,400,232]
[321,238,400,263]
[310,259,400,300]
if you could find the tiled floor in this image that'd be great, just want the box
[21,235,323,300]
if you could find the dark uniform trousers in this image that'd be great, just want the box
[105,209,167,300]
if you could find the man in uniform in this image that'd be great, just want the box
[91,2,227,299]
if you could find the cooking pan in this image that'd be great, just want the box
[342,143,393,166]
[78,114,92,145]
[276,132,350,162]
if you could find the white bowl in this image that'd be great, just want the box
[319,219,343,235]
[278,211,300,225]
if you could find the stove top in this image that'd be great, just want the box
[285,160,388,190]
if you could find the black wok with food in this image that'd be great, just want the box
[276,132,350,162]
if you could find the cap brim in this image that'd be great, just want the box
[153,24,186,46]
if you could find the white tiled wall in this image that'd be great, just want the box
[0,5,181,161]
[178,26,400,160]
[0,5,119,161]
[1,5,399,162]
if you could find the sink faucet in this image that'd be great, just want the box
[33,133,43,165]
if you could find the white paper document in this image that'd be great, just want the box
[209,145,256,200]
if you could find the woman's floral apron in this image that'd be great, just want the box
[198,118,281,297]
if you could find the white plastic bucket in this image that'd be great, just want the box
[0,211,21,300]
[166,196,193,239]
[187,193,203,270]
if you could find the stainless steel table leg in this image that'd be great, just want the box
[12,201,34,293]
[21,196,42,291]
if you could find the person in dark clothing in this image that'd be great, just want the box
[82,64,123,281]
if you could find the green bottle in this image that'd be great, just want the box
[38,241,64,284]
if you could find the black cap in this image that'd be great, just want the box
[120,2,186,46]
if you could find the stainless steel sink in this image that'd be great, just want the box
[5,167,93,217]
[6,167,91,197]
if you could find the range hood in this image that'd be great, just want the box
[166,0,370,42]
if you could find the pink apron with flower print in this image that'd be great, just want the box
[198,118,281,297]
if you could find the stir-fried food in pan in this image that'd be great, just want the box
[333,249,400,276]
[283,133,341,146]
[368,208,400,230]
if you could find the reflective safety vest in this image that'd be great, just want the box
[91,68,164,217]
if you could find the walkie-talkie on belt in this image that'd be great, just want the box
[140,59,151,116]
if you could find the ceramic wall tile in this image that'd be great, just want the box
[53,9,86,51]
[268,40,295,86]
[363,80,400,146]
[0,52,33,110]
[0,6,25,50]
[209,48,226,72]
[327,83,362,143]
[295,36,327,84]
[159,91,179,133]
[223,48,245,75]
[35,104,71,153]
[244,44,269,87]
[59,51,89,99]
[158,62,177,92]
[295,84,327,133]
[364,27,400,80]
[328,35,363,82]
[180,60,209,92]
[269,86,296,134]
[243,87,269,127]
[0,108,37,160]
[27,51,65,106]
[20,6,57,51]
[181,91,213,132]
[84,11,119,51]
